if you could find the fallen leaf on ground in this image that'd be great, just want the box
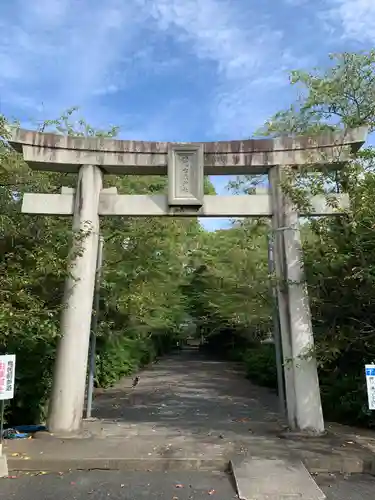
[11,453,19,457]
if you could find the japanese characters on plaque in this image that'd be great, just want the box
[0,355,16,400]
[168,144,204,207]
[179,155,191,194]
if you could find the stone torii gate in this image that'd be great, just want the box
[10,127,367,435]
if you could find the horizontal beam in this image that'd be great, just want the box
[60,186,118,194]
[17,145,355,175]
[9,127,368,175]
[22,193,75,215]
[22,193,349,217]
[20,187,119,215]
[100,194,271,217]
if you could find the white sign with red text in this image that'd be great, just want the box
[0,355,16,400]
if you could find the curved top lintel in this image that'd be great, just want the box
[8,126,368,155]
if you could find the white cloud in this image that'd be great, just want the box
[24,0,71,25]
[0,0,148,111]
[0,0,308,138]
[134,0,304,137]
[325,0,375,43]
[135,0,276,80]
[283,0,309,5]
[92,85,120,97]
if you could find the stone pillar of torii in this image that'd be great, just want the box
[9,127,367,435]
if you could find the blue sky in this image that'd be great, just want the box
[0,0,374,230]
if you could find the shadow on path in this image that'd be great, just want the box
[92,348,284,439]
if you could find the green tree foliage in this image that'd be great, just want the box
[183,219,272,359]
[257,50,375,136]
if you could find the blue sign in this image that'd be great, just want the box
[366,368,375,377]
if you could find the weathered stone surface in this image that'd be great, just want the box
[21,193,349,217]
[9,127,367,154]
[47,165,103,435]
[168,144,204,206]
[0,444,8,478]
[9,127,368,175]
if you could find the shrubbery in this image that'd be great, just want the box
[95,331,177,388]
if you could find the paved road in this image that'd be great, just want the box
[316,473,375,499]
[1,471,237,499]
[2,471,375,499]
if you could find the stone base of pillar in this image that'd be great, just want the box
[278,429,328,439]
[0,445,9,478]
[34,429,92,440]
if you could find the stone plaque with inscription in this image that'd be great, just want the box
[168,144,204,206]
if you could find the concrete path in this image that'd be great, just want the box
[4,349,375,474]
[91,348,283,439]
[2,471,375,499]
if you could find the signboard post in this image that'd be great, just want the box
[0,355,16,443]
[365,364,375,410]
